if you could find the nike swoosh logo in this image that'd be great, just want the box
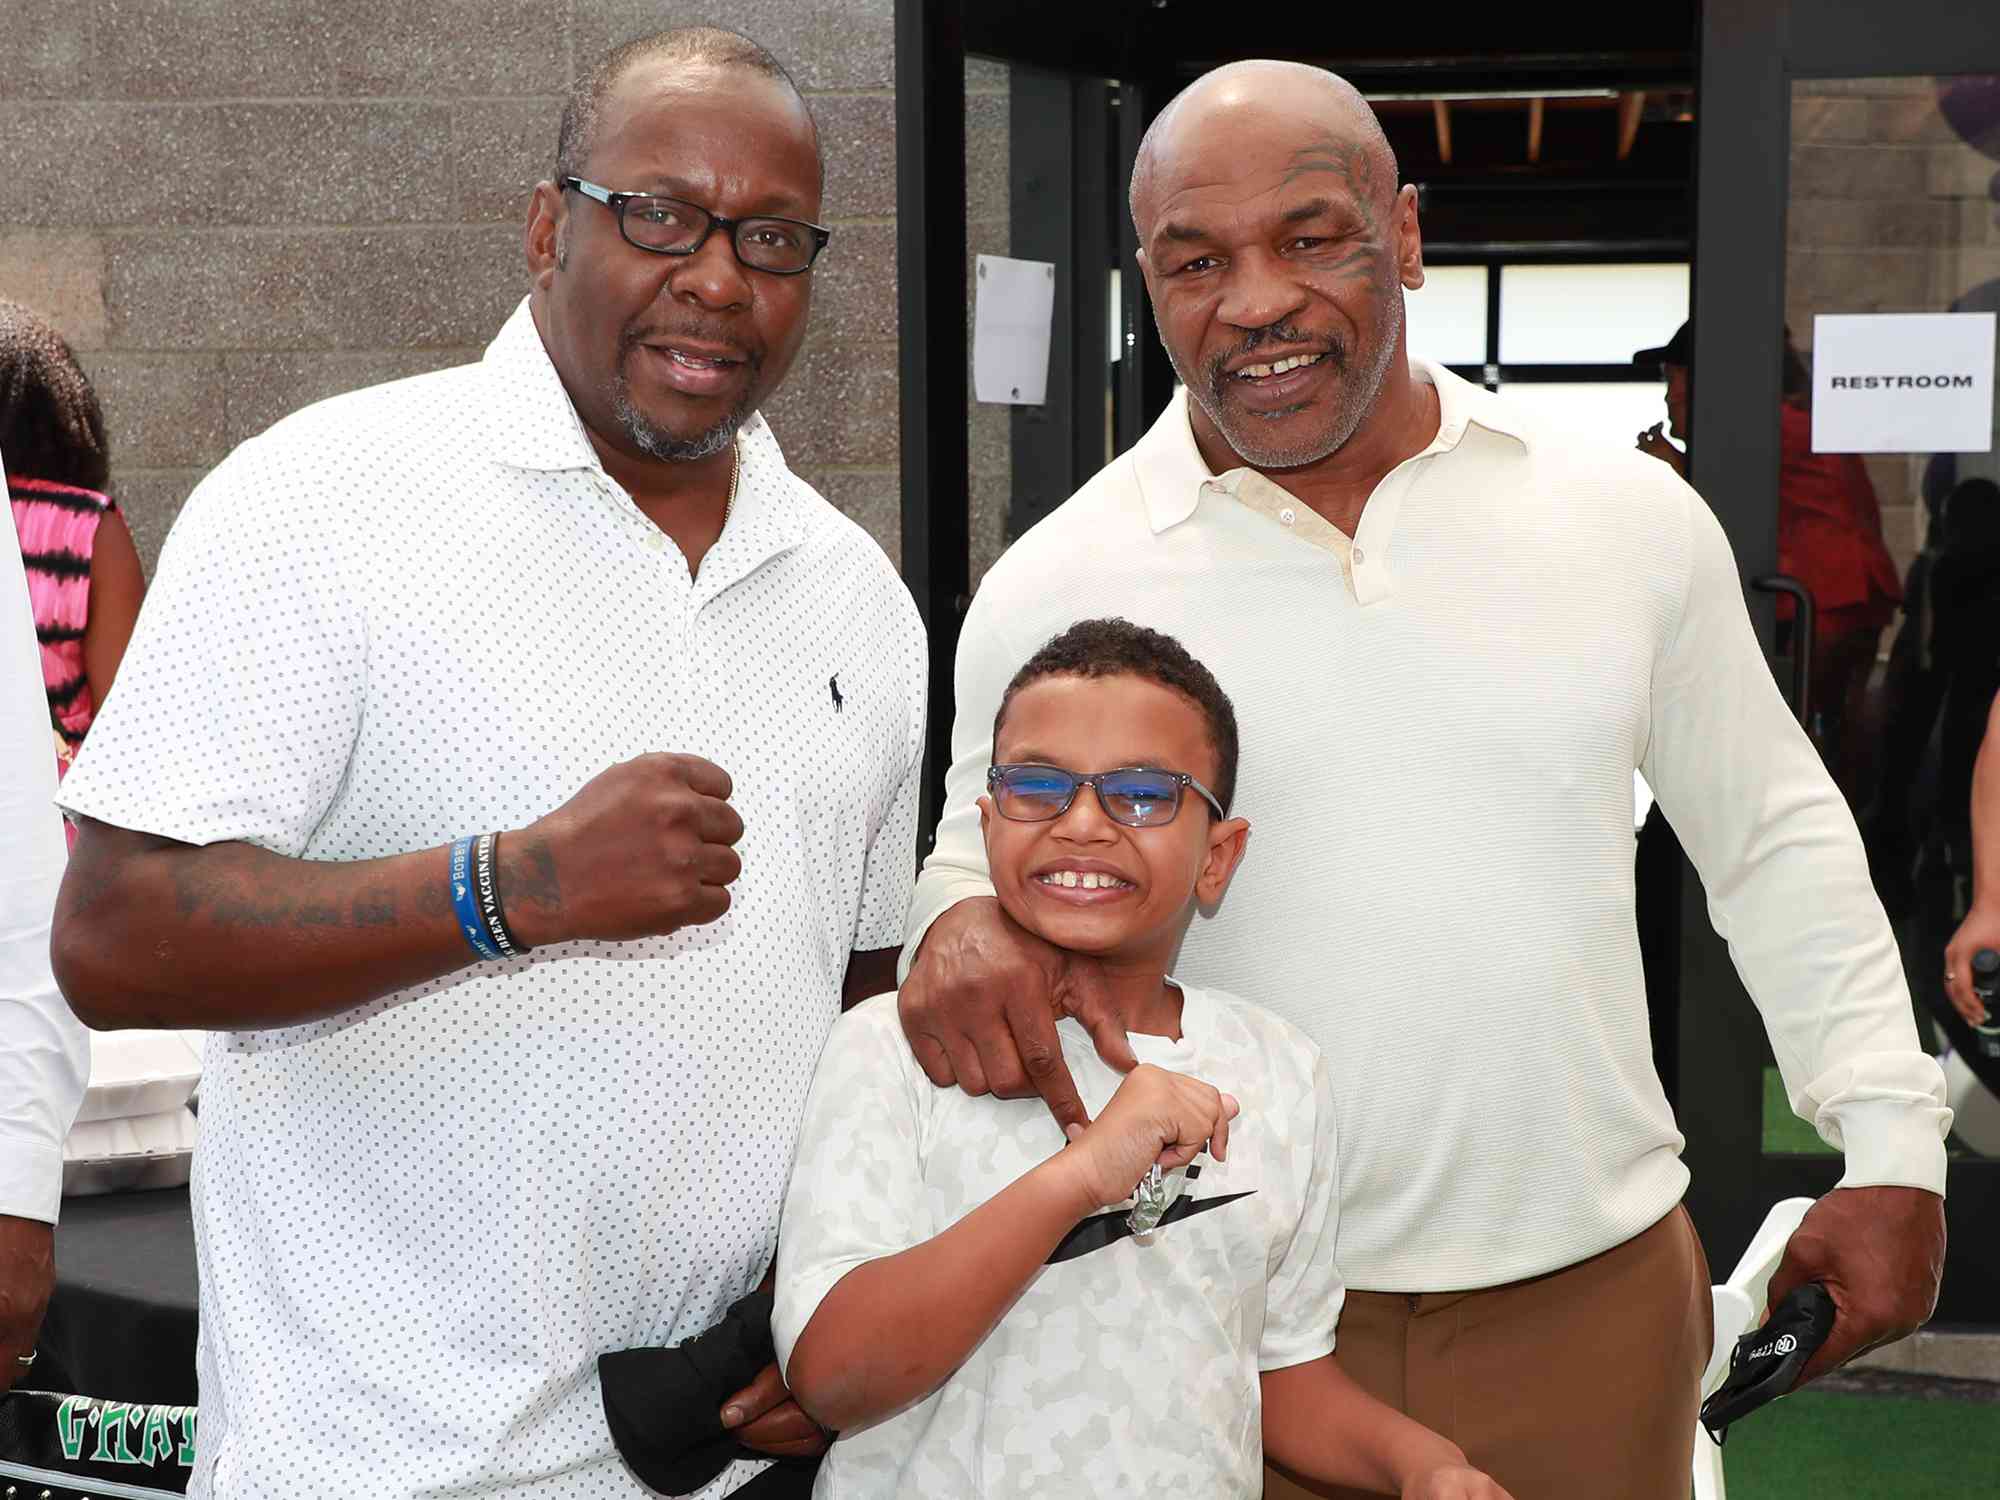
[1046,1190,1257,1265]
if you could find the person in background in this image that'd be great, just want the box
[1870,477,2000,885]
[1944,687,2000,1029]
[1632,319,1692,479]
[1634,320,1901,795]
[0,441,92,1389]
[1867,477,2000,1047]
[0,301,146,809]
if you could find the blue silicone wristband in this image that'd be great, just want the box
[450,835,505,962]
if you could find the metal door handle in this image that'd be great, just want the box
[1751,574,1815,729]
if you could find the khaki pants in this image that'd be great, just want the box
[1266,1205,1712,1500]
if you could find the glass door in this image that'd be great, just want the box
[1772,72,2000,1170]
[1685,3,2000,1326]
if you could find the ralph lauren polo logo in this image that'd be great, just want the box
[829,675,843,711]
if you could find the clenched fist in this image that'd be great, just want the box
[1059,1063,1239,1211]
[499,753,745,947]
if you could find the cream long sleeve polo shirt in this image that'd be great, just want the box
[905,363,1949,1292]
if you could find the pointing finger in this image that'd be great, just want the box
[1062,960,1138,1075]
[1006,996,1090,1129]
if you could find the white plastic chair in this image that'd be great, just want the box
[1691,1197,1815,1500]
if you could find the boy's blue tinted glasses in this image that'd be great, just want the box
[987,763,1224,828]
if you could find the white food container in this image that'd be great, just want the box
[62,1031,206,1196]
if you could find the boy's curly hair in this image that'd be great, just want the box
[992,617,1240,814]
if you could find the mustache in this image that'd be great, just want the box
[619,321,765,369]
[1203,322,1346,397]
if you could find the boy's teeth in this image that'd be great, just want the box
[1037,870,1131,890]
[669,349,720,369]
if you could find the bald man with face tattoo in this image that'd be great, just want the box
[896,61,1950,1499]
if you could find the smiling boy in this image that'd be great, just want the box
[772,618,1510,1499]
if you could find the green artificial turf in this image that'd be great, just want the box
[1717,1388,2000,1498]
[1762,1065,1838,1156]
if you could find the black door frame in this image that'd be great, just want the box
[895,0,1177,844]
[894,0,970,851]
[1686,0,2000,1322]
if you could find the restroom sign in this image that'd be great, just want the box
[1811,312,1996,454]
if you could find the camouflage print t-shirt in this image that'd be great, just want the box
[773,983,1343,1499]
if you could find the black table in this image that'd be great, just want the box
[38,1187,198,1407]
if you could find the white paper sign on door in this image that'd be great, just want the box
[1811,311,1996,454]
[973,255,1055,405]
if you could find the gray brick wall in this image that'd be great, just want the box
[0,1,1011,575]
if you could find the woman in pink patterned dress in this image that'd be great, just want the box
[2,300,146,830]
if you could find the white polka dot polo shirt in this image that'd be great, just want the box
[58,299,928,1500]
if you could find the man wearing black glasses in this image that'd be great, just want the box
[531,62,832,564]
[51,27,923,1500]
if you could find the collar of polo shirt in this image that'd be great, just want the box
[1129,358,1534,537]
[475,298,809,583]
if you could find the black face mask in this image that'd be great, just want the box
[1699,1282,1838,1446]
[598,1287,819,1497]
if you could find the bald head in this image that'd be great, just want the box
[1122,59,1424,474]
[1129,61,1397,234]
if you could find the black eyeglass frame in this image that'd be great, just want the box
[985,763,1227,827]
[560,176,832,275]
